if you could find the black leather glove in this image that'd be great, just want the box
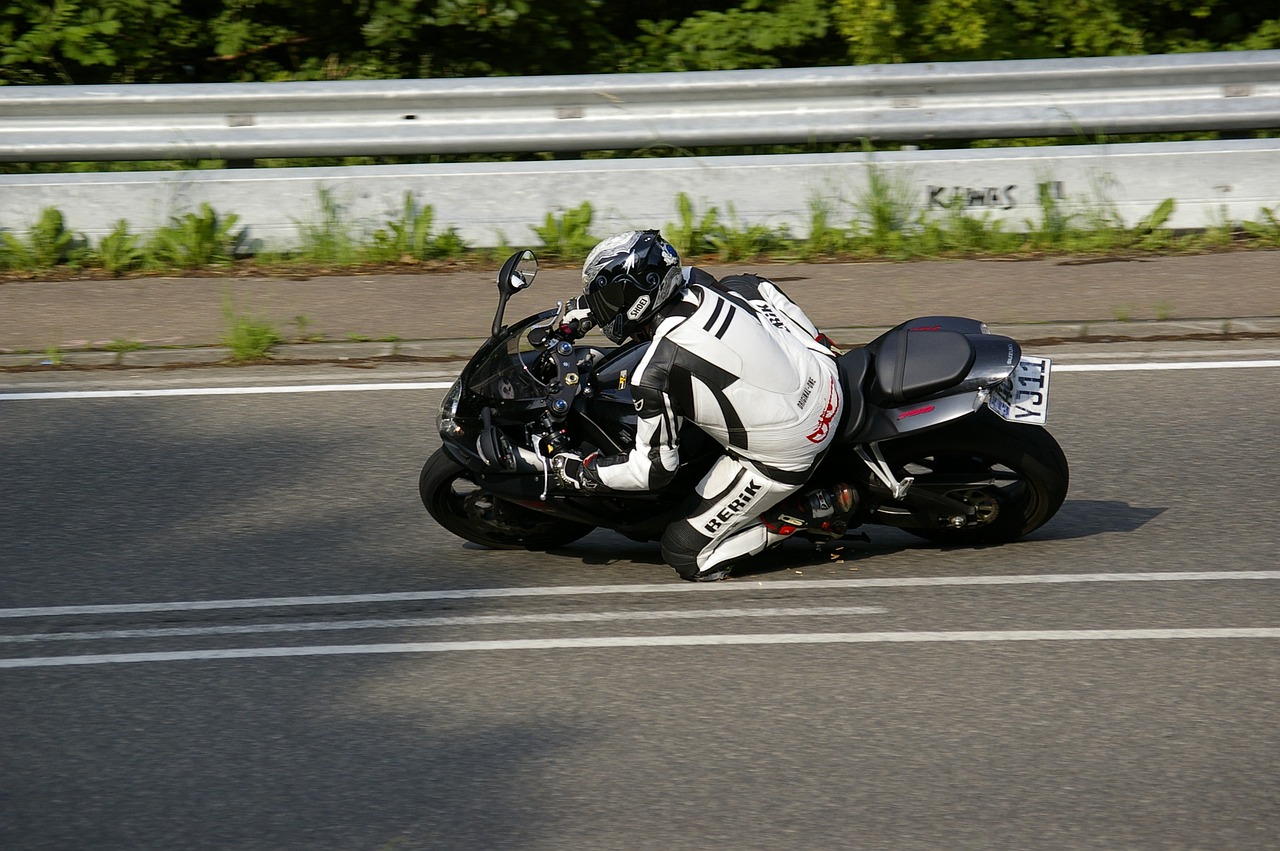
[551,451,597,490]
[563,296,594,335]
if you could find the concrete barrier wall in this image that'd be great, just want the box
[2,139,1278,250]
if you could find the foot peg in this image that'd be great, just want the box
[764,483,857,538]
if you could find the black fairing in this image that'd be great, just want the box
[581,341,716,471]
[441,319,717,538]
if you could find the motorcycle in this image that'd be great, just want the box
[420,250,1068,557]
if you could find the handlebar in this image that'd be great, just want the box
[527,316,593,348]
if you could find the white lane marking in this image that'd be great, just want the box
[0,606,887,644]
[2,359,1279,400]
[1055,360,1280,372]
[0,381,453,401]
[3,629,1277,669]
[4,571,1277,620]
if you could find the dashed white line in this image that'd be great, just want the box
[0,605,887,644]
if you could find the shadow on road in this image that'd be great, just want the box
[547,498,1169,582]
[1039,499,1168,539]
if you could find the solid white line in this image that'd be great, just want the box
[0,605,887,644]
[4,571,1277,620]
[3,359,1279,400]
[0,381,453,401]
[3,629,1277,669]
[1055,360,1280,372]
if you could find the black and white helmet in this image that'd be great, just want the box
[581,230,683,343]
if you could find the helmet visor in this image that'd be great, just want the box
[584,275,631,324]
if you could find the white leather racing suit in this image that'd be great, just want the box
[582,269,842,579]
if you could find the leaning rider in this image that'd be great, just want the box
[552,229,853,581]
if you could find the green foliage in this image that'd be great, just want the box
[1,194,1275,283]
[1026,182,1075,249]
[367,193,468,262]
[0,207,82,269]
[105,337,144,353]
[221,294,283,361]
[1242,206,1280,246]
[851,161,917,255]
[1129,197,1177,250]
[801,197,856,258]
[7,0,1273,87]
[294,188,360,265]
[627,0,843,72]
[105,337,144,364]
[530,202,596,259]
[1,0,200,85]
[0,0,122,83]
[832,0,1280,64]
[707,203,788,261]
[917,196,1022,256]
[94,219,144,276]
[665,193,722,257]
[145,204,242,269]
[665,192,791,259]
[1194,203,1237,250]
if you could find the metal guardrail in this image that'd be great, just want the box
[2,51,1279,162]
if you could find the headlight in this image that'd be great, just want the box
[437,380,465,437]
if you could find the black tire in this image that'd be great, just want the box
[878,410,1069,545]
[418,449,594,550]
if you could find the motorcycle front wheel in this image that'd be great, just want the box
[419,449,595,550]
[877,409,1069,545]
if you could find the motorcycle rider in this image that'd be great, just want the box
[552,229,853,581]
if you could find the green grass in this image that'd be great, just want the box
[0,208,85,270]
[530,201,597,259]
[145,204,243,270]
[2,186,1278,282]
[221,294,284,361]
[294,188,362,266]
[1242,207,1280,247]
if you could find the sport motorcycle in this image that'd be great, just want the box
[420,250,1069,556]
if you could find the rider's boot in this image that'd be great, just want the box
[762,483,856,539]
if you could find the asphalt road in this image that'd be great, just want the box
[1,343,1278,850]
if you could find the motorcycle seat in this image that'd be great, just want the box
[835,347,870,442]
[868,327,976,405]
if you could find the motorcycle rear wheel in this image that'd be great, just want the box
[878,409,1069,545]
[419,450,594,550]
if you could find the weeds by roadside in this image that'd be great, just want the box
[2,185,1278,283]
[0,208,85,270]
[531,201,596,259]
[221,294,283,361]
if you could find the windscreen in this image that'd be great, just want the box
[467,311,556,403]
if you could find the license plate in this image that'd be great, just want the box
[988,356,1052,424]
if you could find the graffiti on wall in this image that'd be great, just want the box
[926,181,1065,211]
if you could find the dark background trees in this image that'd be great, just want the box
[2,0,1277,86]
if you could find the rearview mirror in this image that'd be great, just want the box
[492,250,538,336]
[497,249,537,297]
